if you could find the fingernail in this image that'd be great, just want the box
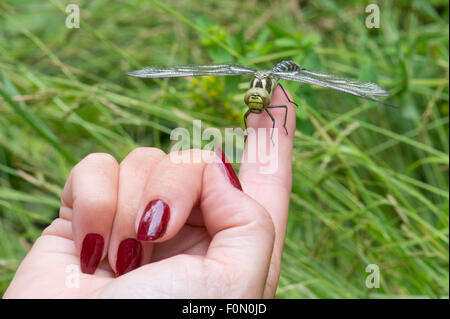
[137,199,170,241]
[215,147,243,191]
[116,238,142,276]
[80,233,104,274]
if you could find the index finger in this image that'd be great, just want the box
[238,84,296,296]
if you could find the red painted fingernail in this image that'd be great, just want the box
[116,238,142,276]
[215,147,243,191]
[137,199,170,241]
[80,233,104,274]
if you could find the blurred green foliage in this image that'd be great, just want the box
[0,0,448,297]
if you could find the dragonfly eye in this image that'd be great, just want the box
[265,79,272,93]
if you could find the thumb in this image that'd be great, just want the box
[200,148,275,295]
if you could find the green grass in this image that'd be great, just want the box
[0,0,448,298]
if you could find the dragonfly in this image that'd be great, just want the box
[127,60,392,138]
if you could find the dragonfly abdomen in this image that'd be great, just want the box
[272,60,302,73]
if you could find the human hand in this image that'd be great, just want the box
[4,85,295,298]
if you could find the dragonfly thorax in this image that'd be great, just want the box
[250,72,274,94]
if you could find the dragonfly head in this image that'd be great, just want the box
[244,87,271,112]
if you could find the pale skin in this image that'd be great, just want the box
[4,85,295,298]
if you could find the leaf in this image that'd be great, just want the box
[0,72,76,164]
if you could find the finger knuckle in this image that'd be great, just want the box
[250,205,275,241]
[42,218,67,237]
[81,152,118,168]
[121,147,165,167]
[263,213,276,238]
[72,153,119,182]
[167,149,215,166]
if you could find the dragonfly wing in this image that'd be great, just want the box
[270,69,393,106]
[127,64,256,78]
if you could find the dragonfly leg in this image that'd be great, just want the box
[264,108,276,145]
[266,105,288,135]
[243,109,252,134]
[278,83,298,107]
